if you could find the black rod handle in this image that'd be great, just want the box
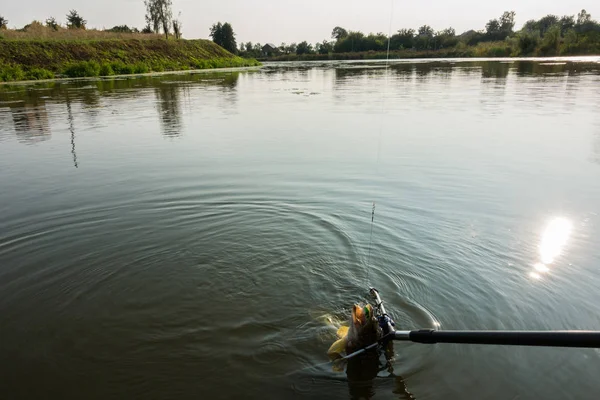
[408,329,600,348]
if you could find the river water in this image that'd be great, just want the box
[1,58,600,399]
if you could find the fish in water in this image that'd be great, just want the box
[327,303,382,359]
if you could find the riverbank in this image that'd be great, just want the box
[0,65,262,86]
[0,39,260,82]
[261,40,600,61]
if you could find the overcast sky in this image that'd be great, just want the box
[4,0,599,44]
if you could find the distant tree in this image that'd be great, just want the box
[285,43,297,54]
[537,15,559,36]
[317,40,334,54]
[172,12,182,39]
[107,25,135,33]
[390,28,415,49]
[144,0,172,39]
[499,11,516,33]
[141,25,153,34]
[522,19,539,33]
[279,42,286,52]
[418,25,434,36]
[559,15,575,35]
[144,0,160,33]
[245,41,253,52]
[331,26,348,40]
[415,25,434,50]
[485,19,500,35]
[66,10,86,29]
[539,24,561,55]
[435,27,457,49]
[210,22,224,46]
[0,16,7,30]
[45,17,59,31]
[253,43,262,53]
[577,9,592,26]
[221,23,236,53]
[296,41,314,55]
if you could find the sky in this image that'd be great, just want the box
[4,0,600,45]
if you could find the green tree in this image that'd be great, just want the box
[516,30,540,55]
[45,17,59,31]
[286,43,297,54]
[316,40,334,54]
[537,15,559,36]
[0,16,7,30]
[559,15,575,35]
[172,12,182,39]
[415,25,434,50]
[210,23,236,53]
[390,28,415,49]
[210,22,223,46]
[144,0,161,33]
[499,11,516,33]
[221,23,237,54]
[539,24,561,55]
[331,26,348,40]
[296,41,314,55]
[435,27,457,49]
[577,9,592,25]
[144,0,172,38]
[66,10,86,29]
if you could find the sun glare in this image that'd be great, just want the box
[529,217,572,280]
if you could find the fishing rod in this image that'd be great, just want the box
[343,288,600,360]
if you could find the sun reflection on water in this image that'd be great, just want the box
[530,217,572,279]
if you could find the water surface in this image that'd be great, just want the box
[1,58,600,399]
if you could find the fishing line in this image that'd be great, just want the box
[365,0,394,287]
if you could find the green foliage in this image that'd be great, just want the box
[45,17,59,31]
[110,61,134,74]
[539,24,561,55]
[515,30,540,55]
[0,64,25,81]
[296,41,314,55]
[107,25,139,33]
[0,38,260,82]
[99,63,114,76]
[63,60,100,77]
[66,10,86,30]
[210,22,237,54]
[0,15,7,30]
[145,0,172,38]
[331,26,348,40]
[25,67,54,80]
[133,62,149,73]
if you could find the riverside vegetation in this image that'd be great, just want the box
[237,9,600,60]
[0,4,259,82]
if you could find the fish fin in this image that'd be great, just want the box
[336,326,349,338]
[327,337,348,359]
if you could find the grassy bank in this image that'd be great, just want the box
[0,38,260,82]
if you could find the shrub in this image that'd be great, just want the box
[25,68,54,80]
[63,60,101,77]
[110,61,134,74]
[133,62,149,74]
[99,63,114,76]
[0,65,25,81]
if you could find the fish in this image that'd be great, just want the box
[327,303,382,359]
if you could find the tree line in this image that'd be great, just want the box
[234,9,600,58]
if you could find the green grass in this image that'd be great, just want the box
[0,38,260,81]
